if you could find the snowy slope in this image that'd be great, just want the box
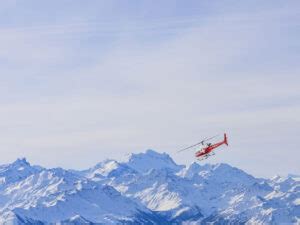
[0,159,165,224]
[86,150,300,224]
[0,151,299,224]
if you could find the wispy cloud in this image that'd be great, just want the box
[0,1,299,177]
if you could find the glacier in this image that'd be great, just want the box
[0,150,299,224]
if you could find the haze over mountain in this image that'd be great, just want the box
[0,150,299,224]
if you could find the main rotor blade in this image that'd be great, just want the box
[203,134,219,142]
[177,141,204,153]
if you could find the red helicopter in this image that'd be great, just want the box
[178,133,228,161]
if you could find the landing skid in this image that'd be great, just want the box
[196,152,216,161]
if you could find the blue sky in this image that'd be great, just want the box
[0,0,299,177]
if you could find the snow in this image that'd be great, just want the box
[87,160,119,178]
[0,151,298,224]
[293,198,300,205]
[288,174,300,181]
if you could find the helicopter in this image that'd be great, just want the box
[178,133,228,161]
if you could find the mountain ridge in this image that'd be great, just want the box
[0,150,299,224]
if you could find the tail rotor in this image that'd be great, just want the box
[224,133,228,146]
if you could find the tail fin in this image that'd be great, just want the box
[224,133,228,146]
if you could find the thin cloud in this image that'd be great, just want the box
[0,1,299,177]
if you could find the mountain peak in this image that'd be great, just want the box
[125,149,183,173]
[131,149,171,159]
[12,158,30,167]
[0,158,41,185]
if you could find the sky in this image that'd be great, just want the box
[0,0,299,178]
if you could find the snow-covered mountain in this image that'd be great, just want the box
[0,150,299,224]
